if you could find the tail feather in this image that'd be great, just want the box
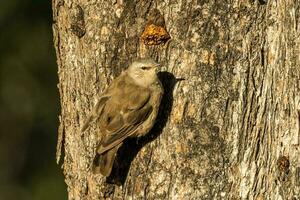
[92,143,122,177]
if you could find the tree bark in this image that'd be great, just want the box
[52,0,300,199]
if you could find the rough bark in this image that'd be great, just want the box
[52,0,300,199]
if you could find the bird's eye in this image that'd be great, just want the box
[141,66,148,70]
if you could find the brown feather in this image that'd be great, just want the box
[92,142,122,176]
[86,59,163,177]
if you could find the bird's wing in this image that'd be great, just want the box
[81,96,110,132]
[81,74,125,132]
[97,88,153,154]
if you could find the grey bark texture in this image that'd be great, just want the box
[52,0,300,199]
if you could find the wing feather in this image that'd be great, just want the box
[97,105,153,154]
[87,74,154,154]
[81,96,110,132]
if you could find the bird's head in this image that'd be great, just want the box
[128,58,160,87]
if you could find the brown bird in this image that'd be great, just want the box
[81,58,164,177]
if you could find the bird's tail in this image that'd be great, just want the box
[92,142,122,177]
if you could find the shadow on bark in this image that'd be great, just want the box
[106,72,182,185]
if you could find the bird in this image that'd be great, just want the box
[81,58,164,177]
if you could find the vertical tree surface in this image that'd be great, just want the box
[52,0,300,199]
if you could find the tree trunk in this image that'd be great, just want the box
[52,0,300,199]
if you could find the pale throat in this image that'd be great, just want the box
[129,71,157,88]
